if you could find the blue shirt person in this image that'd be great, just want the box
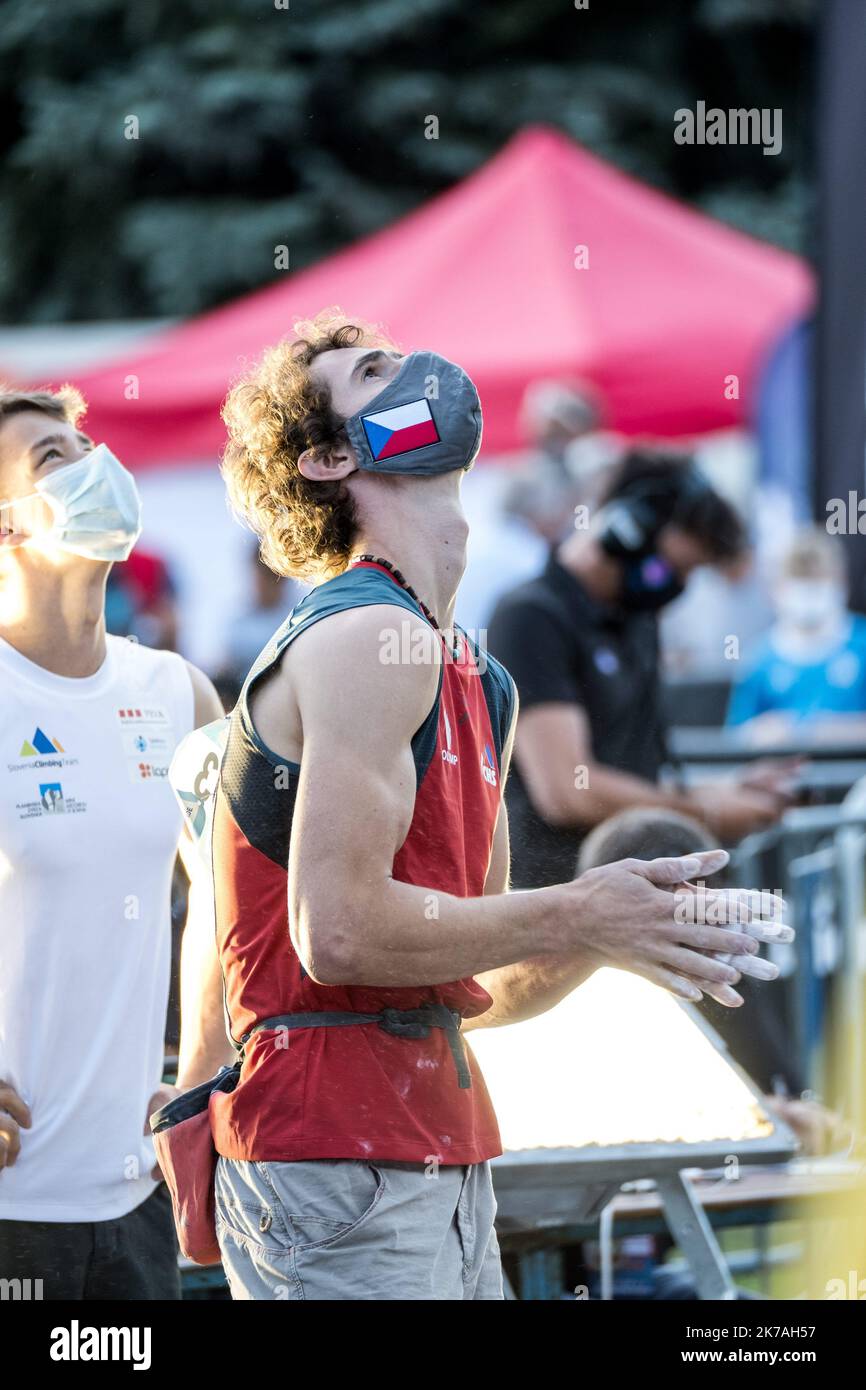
[727,528,866,727]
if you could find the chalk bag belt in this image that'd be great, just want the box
[239,1003,471,1089]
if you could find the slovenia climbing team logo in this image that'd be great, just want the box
[8,727,78,776]
[20,727,64,756]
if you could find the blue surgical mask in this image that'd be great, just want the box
[343,351,482,476]
[33,444,143,562]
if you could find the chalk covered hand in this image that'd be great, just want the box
[577,850,772,1007]
[675,880,794,1006]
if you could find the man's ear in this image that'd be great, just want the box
[297,440,357,483]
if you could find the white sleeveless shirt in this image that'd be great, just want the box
[0,633,193,1221]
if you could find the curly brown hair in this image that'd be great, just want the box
[221,309,396,580]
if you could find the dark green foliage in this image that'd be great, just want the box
[0,0,814,322]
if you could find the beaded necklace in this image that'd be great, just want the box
[353,553,461,658]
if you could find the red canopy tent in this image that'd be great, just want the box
[66,125,813,468]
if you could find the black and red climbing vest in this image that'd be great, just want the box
[209,560,516,1166]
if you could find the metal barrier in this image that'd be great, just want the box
[733,806,866,1134]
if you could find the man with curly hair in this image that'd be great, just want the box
[178,311,781,1301]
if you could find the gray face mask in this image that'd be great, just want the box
[342,350,483,476]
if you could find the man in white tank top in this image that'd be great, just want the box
[0,387,231,1299]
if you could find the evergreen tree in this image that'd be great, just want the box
[0,0,814,322]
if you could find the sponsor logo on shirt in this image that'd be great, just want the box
[480,742,498,787]
[15,781,87,819]
[40,782,64,812]
[137,762,169,780]
[20,727,63,757]
[117,705,175,782]
[7,726,79,776]
[442,710,458,765]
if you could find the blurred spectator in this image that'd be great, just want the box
[520,378,601,461]
[457,379,615,632]
[504,378,620,543]
[660,550,774,682]
[106,546,180,649]
[222,544,306,683]
[727,527,866,729]
[488,450,797,889]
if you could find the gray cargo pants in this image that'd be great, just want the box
[215,1155,504,1301]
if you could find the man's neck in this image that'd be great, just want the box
[349,474,469,633]
[0,557,110,677]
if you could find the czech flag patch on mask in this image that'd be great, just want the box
[361,398,440,461]
[343,350,482,476]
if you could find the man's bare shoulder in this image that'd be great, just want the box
[292,600,437,661]
[262,602,442,750]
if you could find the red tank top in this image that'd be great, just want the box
[210,562,516,1165]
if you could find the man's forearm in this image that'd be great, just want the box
[299,875,574,988]
[176,879,236,1087]
[298,826,751,1000]
[463,950,598,1031]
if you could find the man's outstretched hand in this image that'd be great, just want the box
[573,849,793,1007]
